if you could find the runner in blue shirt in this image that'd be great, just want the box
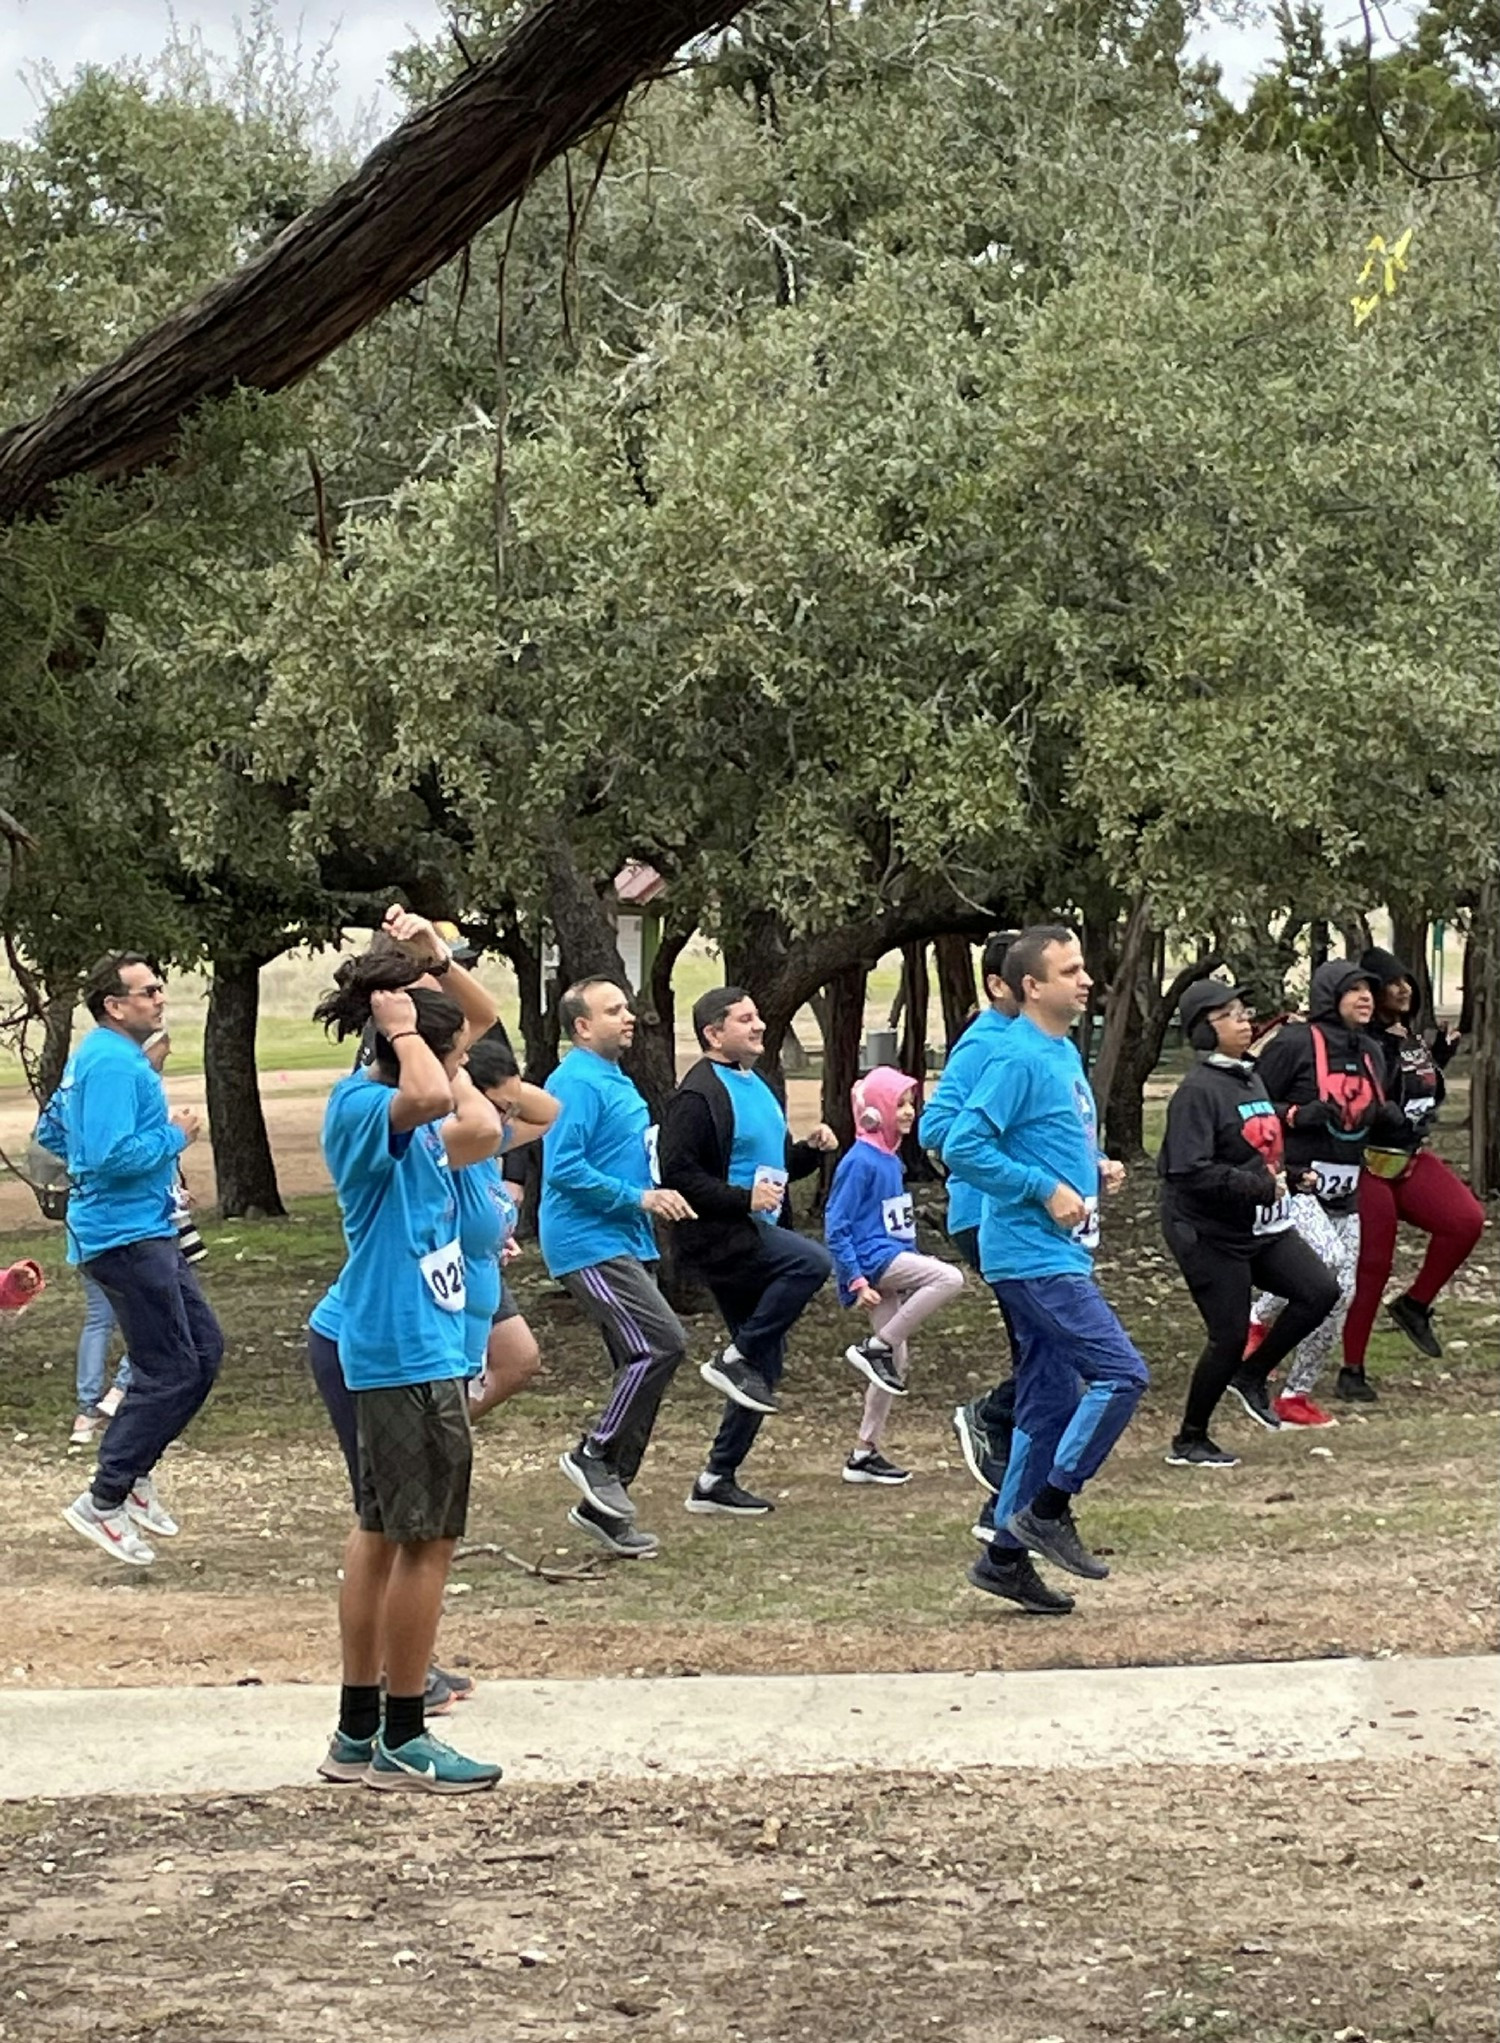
[310,945,502,1796]
[942,926,1145,1617]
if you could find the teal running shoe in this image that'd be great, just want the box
[317,1730,376,1783]
[365,1731,502,1795]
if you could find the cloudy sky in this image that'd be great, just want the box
[0,0,1379,144]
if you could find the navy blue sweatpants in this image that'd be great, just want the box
[85,1235,223,1509]
[989,1273,1148,1552]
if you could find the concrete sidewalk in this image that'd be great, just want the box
[1,1654,1493,1800]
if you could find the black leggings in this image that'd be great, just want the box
[308,1328,360,1509]
[1167,1224,1341,1436]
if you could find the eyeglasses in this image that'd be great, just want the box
[116,982,166,1000]
[1219,1003,1255,1022]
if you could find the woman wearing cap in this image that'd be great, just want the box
[1159,982,1341,1466]
[1245,960,1407,1416]
[1340,948,1484,1372]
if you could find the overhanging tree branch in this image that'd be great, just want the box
[0,0,741,524]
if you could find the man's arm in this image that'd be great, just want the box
[33,1091,68,1160]
[544,1083,651,1216]
[72,1065,189,1183]
[941,1060,1056,1210]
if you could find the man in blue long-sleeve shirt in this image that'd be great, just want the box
[50,954,223,1567]
[920,930,1019,1498]
[540,978,695,1556]
[941,926,1145,1614]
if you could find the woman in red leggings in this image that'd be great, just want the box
[1342,947,1484,1388]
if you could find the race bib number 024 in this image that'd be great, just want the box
[419,1238,466,1313]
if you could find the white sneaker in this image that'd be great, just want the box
[97,1384,126,1418]
[62,1491,155,1567]
[68,1413,98,1448]
[126,1476,179,1538]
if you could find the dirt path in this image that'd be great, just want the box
[0,1653,1493,1802]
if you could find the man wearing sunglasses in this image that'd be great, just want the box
[48,953,222,1566]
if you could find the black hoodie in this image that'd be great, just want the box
[1359,946,1450,1149]
[658,1057,825,1273]
[1252,960,1388,1213]
[1158,1054,1288,1257]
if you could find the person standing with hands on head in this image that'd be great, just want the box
[1159,981,1341,1464]
[49,954,221,1567]
[541,979,695,1559]
[1341,948,1483,1369]
[941,927,1142,1615]
[312,963,502,1794]
[659,987,836,1518]
[824,1066,964,1485]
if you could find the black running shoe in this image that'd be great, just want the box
[567,1502,660,1559]
[699,1353,779,1414]
[1226,1372,1282,1432]
[559,1442,635,1521]
[966,1552,1075,1615]
[1165,1434,1240,1468]
[1385,1292,1441,1359]
[1005,1504,1110,1580]
[1335,1365,1379,1404]
[844,1338,907,1396]
[842,1450,911,1486]
[684,1475,774,1516]
[952,1400,1009,1494]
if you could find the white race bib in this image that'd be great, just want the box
[1404,1098,1437,1128]
[1253,1193,1294,1237]
[1312,1160,1360,1202]
[419,1238,466,1313]
[1070,1195,1100,1250]
[882,1192,916,1242]
[645,1125,661,1186]
[753,1164,789,1216]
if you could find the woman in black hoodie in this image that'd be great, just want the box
[1246,960,1408,1414]
[1160,981,1342,1466]
[1341,948,1484,1369]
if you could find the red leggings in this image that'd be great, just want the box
[1343,1149,1485,1367]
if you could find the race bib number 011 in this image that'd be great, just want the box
[420,1238,466,1313]
[1253,1193,1294,1237]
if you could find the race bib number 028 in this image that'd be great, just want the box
[419,1238,466,1313]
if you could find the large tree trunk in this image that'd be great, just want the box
[1468,882,1499,1197]
[204,951,286,1218]
[1089,895,1153,1140]
[1106,949,1225,1160]
[1388,900,1433,1027]
[820,965,868,1156]
[933,933,977,1052]
[35,990,75,1105]
[494,906,556,1081]
[896,941,930,1080]
[0,0,741,522]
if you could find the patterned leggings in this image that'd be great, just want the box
[1250,1195,1359,1394]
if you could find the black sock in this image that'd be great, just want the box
[383,1693,425,1750]
[1030,1483,1071,1521]
[339,1683,381,1742]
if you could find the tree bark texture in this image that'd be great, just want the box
[0,0,741,522]
[204,951,286,1217]
[820,964,868,1158]
[932,933,976,1052]
[896,940,930,1082]
[1088,894,1153,1140]
[35,993,75,1107]
[1388,901,1433,1027]
[1467,883,1499,1198]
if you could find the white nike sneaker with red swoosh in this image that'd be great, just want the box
[63,1492,155,1567]
[126,1476,179,1538]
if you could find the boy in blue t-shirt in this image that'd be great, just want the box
[941,926,1145,1617]
[311,949,503,1797]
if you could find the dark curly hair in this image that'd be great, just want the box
[314,951,463,1073]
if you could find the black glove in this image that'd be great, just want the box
[1291,1099,1330,1131]
[1369,1101,1411,1143]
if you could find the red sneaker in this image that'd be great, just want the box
[1273,1391,1337,1429]
[1243,1320,1269,1361]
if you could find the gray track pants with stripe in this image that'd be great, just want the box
[561,1256,688,1486]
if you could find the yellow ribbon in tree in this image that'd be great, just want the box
[1352,227,1414,329]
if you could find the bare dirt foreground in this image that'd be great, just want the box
[2,1760,1493,2043]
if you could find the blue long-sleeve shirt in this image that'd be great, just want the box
[823,1141,916,1303]
[942,1017,1102,1282]
[44,1027,186,1263]
[538,1047,657,1277]
[921,1008,1014,1237]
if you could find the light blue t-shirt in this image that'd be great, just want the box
[538,1048,657,1277]
[715,1063,790,1223]
[320,1072,468,1391]
[942,1018,1103,1283]
[920,1008,1014,1237]
[40,1027,187,1265]
[456,1155,512,1371]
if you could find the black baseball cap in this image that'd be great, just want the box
[1178,979,1252,1032]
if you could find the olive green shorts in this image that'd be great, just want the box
[353,1378,472,1543]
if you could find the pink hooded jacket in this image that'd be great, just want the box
[850,1067,919,1155]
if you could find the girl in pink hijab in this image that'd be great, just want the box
[824,1067,964,1484]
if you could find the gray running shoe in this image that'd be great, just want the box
[844,1338,906,1396]
[568,1502,660,1558]
[966,1552,1075,1615]
[62,1491,155,1568]
[559,1443,635,1521]
[1004,1504,1109,1580]
[699,1353,779,1414]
